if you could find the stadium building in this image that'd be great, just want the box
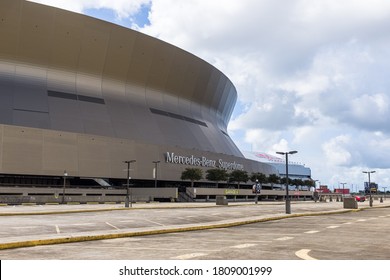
[243,151,311,181]
[0,0,312,203]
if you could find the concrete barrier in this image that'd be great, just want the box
[216,196,228,205]
[0,186,178,204]
[343,197,358,209]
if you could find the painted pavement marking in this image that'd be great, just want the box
[144,219,165,226]
[105,222,120,230]
[275,236,295,241]
[326,225,340,229]
[171,253,208,260]
[230,243,257,249]
[304,230,320,234]
[295,249,317,260]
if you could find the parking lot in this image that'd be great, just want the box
[0,200,389,259]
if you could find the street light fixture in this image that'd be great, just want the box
[124,160,136,208]
[276,150,298,214]
[62,170,68,204]
[363,171,375,207]
[153,161,160,188]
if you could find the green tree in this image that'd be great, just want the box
[293,179,304,190]
[206,168,229,188]
[268,174,280,188]
[229,170,249,189]
[180,168,203,188]
[305,179,315,188]
[251,172,268,184]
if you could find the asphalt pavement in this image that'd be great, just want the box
[0,199,389,253]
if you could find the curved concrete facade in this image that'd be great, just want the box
[0,0,277,182]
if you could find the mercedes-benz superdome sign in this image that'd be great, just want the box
[165,152,244,171]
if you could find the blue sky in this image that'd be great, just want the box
[30,0,390,191]
[84,4,151,28]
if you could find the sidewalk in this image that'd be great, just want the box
[1,200,389,250]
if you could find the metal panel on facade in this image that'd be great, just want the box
[164,50,191,100]
[77,20,110,76]
[147,40,175,91]
[42,130,79,176]
[107,138,137,179]
[49,11,83,71]
[1,125,43,174]
[0,0,21,60]
[77,135,111,178]
[0,69,14,124]
[102,27,136,81]
[126,34,156,87]
[18,1,53,66]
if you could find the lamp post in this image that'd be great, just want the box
[340,182,347,201]
[312,180,319,202]
[124,160,136,208]
[153,161,160,188]
[255,179,260,204]
[62,170,68,204]
[276,150,297,214]
[363,171,375,207]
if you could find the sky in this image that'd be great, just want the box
[30,0,390,191]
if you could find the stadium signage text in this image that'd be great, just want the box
[165,152,244,171]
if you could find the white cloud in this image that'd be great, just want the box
[347,93,389,131]
[242,129,282,153]
[322,135,353,166]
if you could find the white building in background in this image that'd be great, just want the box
[242,151,312,180]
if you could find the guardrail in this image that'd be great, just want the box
[317,193,387,202]
[187,187,314,201]
[0,186,178,204]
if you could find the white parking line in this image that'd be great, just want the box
[144,219,165,226]
[119,220,134,223]
[327,225,340,229]
[304,230,320,234]
[10,226,40,229]
[275,236,294,241]
[55,225,60,234]
[343,222,352,225]
[105,222,120,230]
[295,249,317,260]
[230,244,257,249]
[171,253,208,260]
[357,219,367,222]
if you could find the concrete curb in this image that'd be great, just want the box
[0,204,388,251]
[0,202,286,216]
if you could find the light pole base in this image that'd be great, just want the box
[125,197,129,208]
[369,196,373,207]
[286,199,291,214]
